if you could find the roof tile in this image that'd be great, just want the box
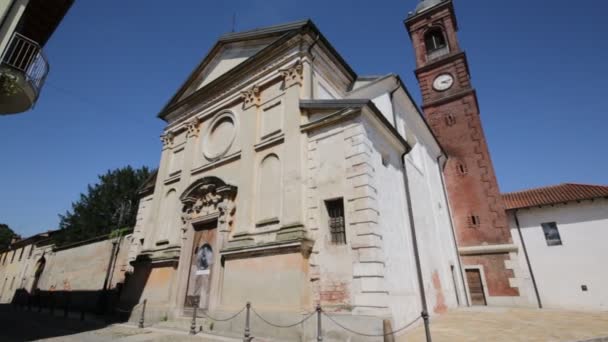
[502,183,608,210]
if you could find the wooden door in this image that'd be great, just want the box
[185,221,217,309]
[466,269,487,306]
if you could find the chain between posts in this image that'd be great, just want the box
[322,309,423,337]
[12,296,424,339]
[251,307,316,328]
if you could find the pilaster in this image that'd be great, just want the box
[280,61,305,228]
[344,123,389,314]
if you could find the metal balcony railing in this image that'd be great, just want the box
[1,32,49,98]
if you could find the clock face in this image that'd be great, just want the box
[433,74,454,91]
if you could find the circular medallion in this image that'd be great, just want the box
[203,111,237,161]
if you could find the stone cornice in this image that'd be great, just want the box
[221,238,313,260]
[300,108,361,133]
[458,244,518,256]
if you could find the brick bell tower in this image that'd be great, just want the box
[405,0,523,305]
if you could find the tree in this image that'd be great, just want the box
[0,223,16,249]
[55,166,151,246]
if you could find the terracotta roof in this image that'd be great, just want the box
[502,183,608,210]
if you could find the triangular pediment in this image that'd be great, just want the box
[159,20,315,118]
[179,38,276,101]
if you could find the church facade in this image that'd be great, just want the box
[122,18,466,339]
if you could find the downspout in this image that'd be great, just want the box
[401,150,432,342]
[513,210,542,308]
[436,154,469,306]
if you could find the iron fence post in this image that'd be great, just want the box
[243,302,251,342]
[190,298,199,335]
[316,304,323,342]
[422,310,432,342]
[138,299,146,328]
[64,292,70,318]
[50,292,55,315]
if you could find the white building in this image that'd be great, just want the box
[505,183,608,311]
[123,20,467,341]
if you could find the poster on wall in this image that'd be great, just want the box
[185,226,216,309]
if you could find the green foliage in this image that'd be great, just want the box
[0,71,20,96]
[55,166,151,247]
[0,223,17,250]
[109,227,132,239]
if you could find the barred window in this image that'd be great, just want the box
[326,198,346,245]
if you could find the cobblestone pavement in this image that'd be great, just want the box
[399,307,608,342]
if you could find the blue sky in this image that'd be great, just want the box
[1,0,607,237]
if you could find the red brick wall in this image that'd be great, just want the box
[462,254,518,297]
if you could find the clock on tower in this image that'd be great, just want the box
[405,0,528,306]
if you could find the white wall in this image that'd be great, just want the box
[509,199,608,310]
[363,94,464,327]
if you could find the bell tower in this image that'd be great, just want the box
[405,0,524,305]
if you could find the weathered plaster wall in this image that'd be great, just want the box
[221,252,309,311]
[0,244,36,303]
[508,199,608,310]
[36,236,131,292]
[306,122,358,312]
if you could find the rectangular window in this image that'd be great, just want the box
[326,198,346,245]
[468,215,480,228]
[541,222,562,246]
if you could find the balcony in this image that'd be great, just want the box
[0,33,49,115]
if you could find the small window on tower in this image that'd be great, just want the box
[326,198,346,245]
[424,28,449,60]
[445,113,456,126]
[457,161,468,175]
[468,215,480,228]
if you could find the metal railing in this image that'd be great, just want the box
[1,32,49,97]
